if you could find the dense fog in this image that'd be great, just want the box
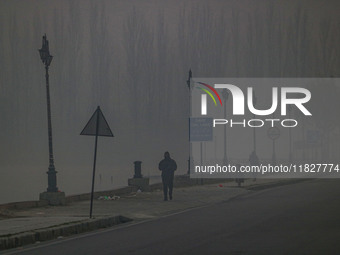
[0,0,339,203]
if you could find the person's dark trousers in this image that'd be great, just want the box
[168,176,174,200]
[162,175,174,200]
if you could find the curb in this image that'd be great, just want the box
[0,215,132,250]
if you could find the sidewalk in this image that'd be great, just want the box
[0,178,301,250]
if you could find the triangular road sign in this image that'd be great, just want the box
[80,106,114,218]
[80,106,114,137]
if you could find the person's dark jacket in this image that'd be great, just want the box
[158,157,177,178]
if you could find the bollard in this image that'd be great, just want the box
[128,161,149,191]
[133,161,142,178]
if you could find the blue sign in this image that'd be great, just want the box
[306,130,321,144]
[190,118,213,141]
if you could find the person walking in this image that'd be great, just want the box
[249,151,260,181]
[158,151,177,201]
[235,164,244,187]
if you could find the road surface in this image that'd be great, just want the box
[4,179,340,255]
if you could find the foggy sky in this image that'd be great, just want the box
[0,0,339,203]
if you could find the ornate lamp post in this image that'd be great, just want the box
[252,91,257,153]
[221,89,229,165]
[187,69,192,174]
[272,112,277,165]
[288,105,293,163]
[38,34,58,193]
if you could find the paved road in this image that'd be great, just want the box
[4,179,340,255]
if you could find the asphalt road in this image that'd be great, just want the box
[5,179,340,255]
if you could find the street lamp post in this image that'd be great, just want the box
[288,105,293,163]
[221,89,229,165]
[272,112,277,165]
[187,69,192,174]
[252,91,257,153]
[302,117,306,163]
[38,34,58,193]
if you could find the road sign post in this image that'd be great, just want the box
[80,106,114,218]
[190,118,212,181]
[267,127,280,165]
